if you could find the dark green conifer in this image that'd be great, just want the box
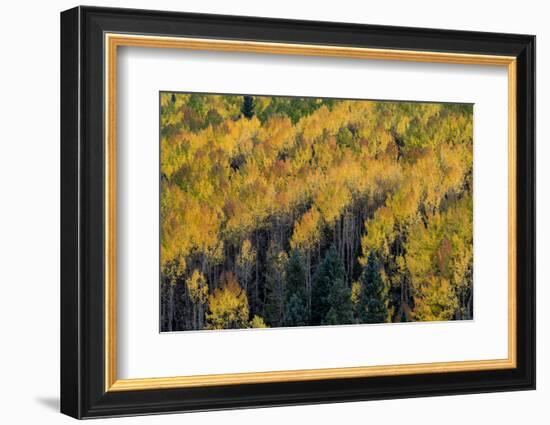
[322,277,353,325]
[241,95,255,119]
[283,250,308,326]
[312,245,346,325]
[357,252,389,324]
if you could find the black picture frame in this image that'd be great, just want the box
[61,5,535,419]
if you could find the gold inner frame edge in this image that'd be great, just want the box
[104,33,518,392]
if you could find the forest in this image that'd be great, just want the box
[160,92,473,332]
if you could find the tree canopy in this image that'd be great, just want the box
[160,93,473,331]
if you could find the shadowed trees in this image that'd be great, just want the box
[283,250,308,327]
[356,252,389,324]
[312,246,348,325]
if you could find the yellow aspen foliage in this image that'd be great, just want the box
[257,115,295,153]
[361,207,396,262]
[315,182,351,225]
[221,116,261,156]
[290,208,322,252]
[249,315,269,328]
[439,143,468,192]
[405,196,472,321]
[164,257,186,285]
[206,272,249,330]
[387,182,421,222]
[186,269,209,305]
[351,281,362,308]
[300,105,331,142]
[236,239,256,290]
[237,239,256,267]
[413,277,459,321]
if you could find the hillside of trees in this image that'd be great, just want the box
[160,92,473,331]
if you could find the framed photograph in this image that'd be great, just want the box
[60,6,535,419]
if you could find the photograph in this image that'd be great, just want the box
[160,93,474,332]
[56,5,536,419]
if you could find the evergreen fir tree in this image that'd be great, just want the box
[322,277,353,325]
[284,293,308,327]
[283,250,308,326]
[241,95,255,119]
[323,307,339,326]
[357,252,389,324]
[311,245,345,325]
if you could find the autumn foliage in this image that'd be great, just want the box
[160,93,473,331]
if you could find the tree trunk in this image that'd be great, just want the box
[198,302,204,329]
[306,251,312,318]
[168,283,174,332]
